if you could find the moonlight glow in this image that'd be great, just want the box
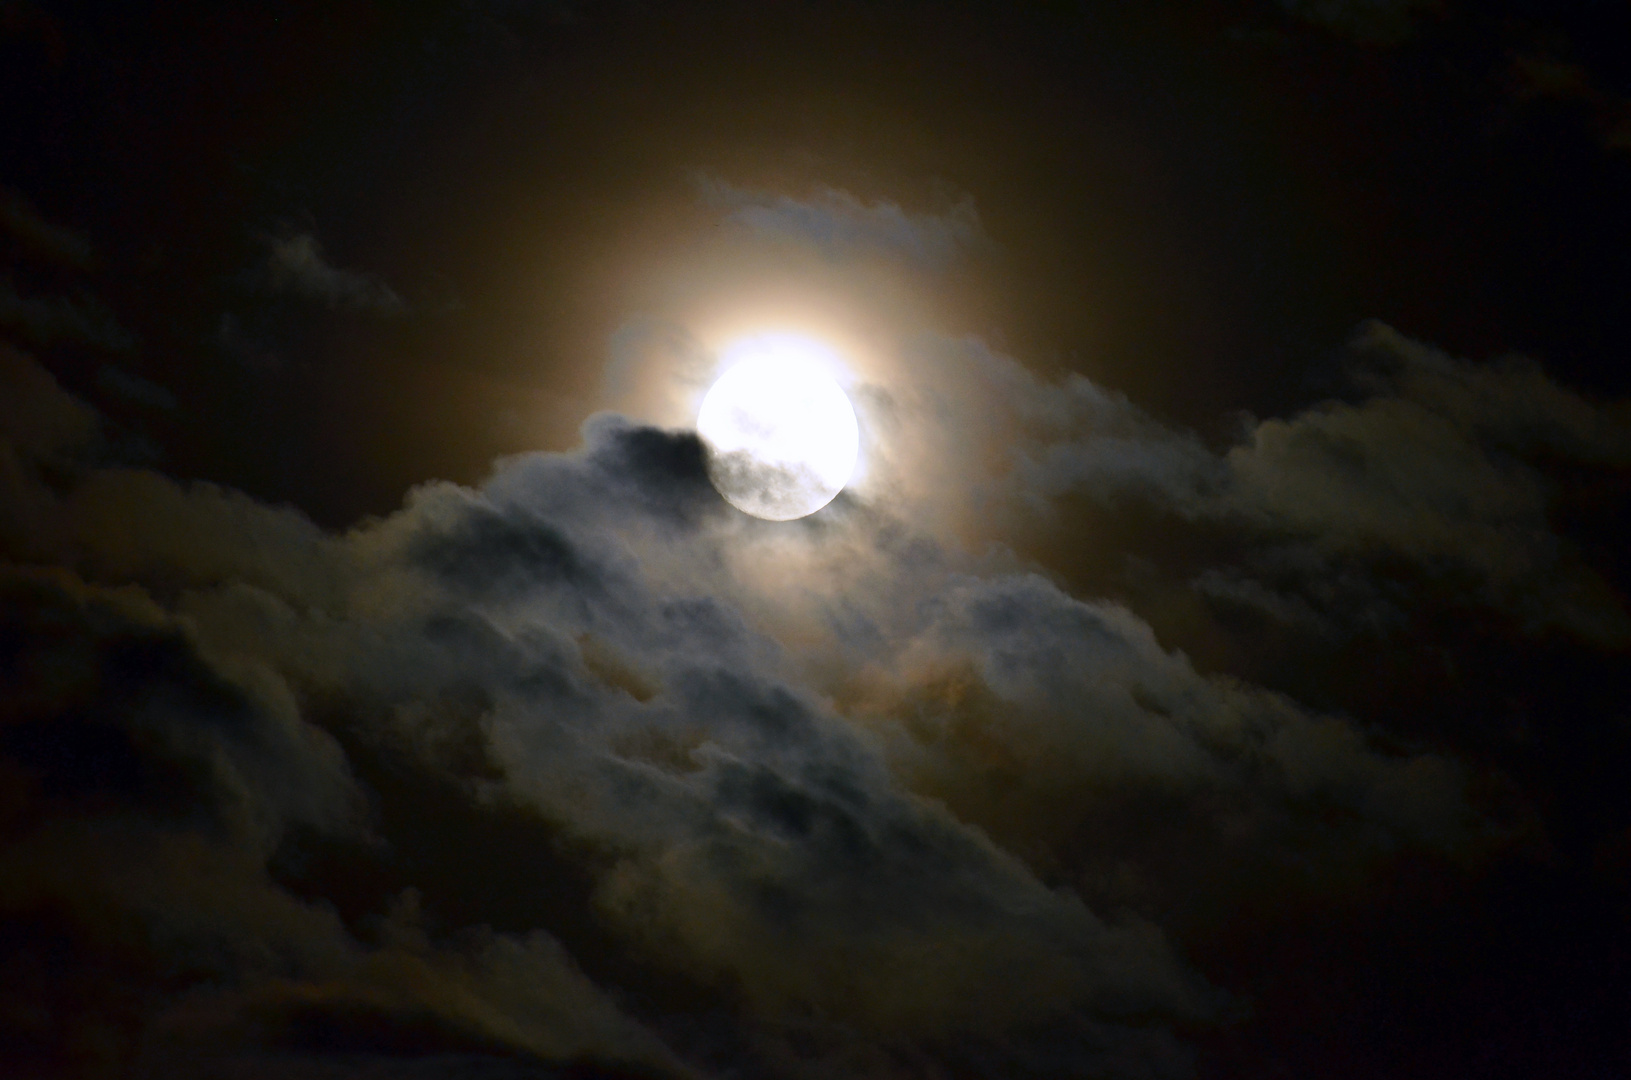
[696,335,860,520]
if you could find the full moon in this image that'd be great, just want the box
[696,335,860,521]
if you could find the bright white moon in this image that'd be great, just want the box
[696,335,860,520]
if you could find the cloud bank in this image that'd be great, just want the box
[0,336,1497,1078]
[886,323,1631,648]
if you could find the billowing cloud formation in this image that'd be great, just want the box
[0,337,1497,1078]
[697,177,982,270]
[265,233,407,316]
[902,324,1631,647]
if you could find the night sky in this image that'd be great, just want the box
[3,2,1631,1078]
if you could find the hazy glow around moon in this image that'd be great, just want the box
[696,334,860,520]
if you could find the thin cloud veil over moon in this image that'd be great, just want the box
[696,333,860,520]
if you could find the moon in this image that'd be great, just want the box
[696,335,860,520]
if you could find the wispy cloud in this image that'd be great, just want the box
[265,232,407,315]
[0,187,94,267]
[0,280,134,349]
[697,177,983,269]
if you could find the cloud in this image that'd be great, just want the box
[0,343,98,462]
[0,280,135,350]
[0,343,1500,1077]
[0,565,362,849]
[0,816,682,1078]
[137,886,686,1078]
[96,365,179,411]
[0,375,682,1076]
[838,572,1480,929]
[0,188,94,268]
[697,177,982,270]
[265,233,407,316]
[956,323,1631,646]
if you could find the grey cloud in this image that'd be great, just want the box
[992,323,1631,646]
[137,890,686,1077]
[867,334,1222,521]
[314,410,1470,1054]
[1219,324,1631,642]
[506,664,1220,1033]
[342,443,1221,1048]
[266,233,407,316]
[0,819,682,1078]
[842,572,1481,923]
[410,498,601,598]
[0,376,684,1077]
[472,414,719,535]
[0,346,1497,1077]
[698,177,982,269]
[0,565,362,852]
[1191,562,1402,639]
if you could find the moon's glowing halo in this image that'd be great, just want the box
[695,333,861,520]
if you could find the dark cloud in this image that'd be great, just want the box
[95,365,178,412]
[0,281,133,351]
[0,565,360,848]
[0,395,685,1078]
[0,341,1507,1077]
[6,4,1631,1074]
[0,344,97,465]
[0,189,93,269]
[265,234,407,317]
[968,322,1631,646]
[0,195,130,353]
[839,571,1486,934]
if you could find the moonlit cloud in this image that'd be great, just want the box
[8,2,1631,1072]
[0,338,1500,1077]
[909,323,1631,647]
[697,177,983,270]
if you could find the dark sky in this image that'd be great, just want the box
[3,2,1631,1078]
